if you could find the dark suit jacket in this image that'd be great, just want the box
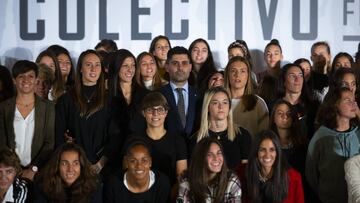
[159,83,200,139]
[0,95,55,167]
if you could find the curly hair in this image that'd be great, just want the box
[316,87,356,129]
[36,143,98,203]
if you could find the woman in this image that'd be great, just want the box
[277,63,319,140]
[193,86,252,169]
[139,92,187,185]
[0,65,14,102]
[257,39,283,105]
[306,87,360,203]
[188,38,217,92]
[270,99,307,175]
[35,64,55,100]
[207,71,224,88]
[34,143,102,203]
[47,44,75,88]
[149,35,171,79]
[227,40,257,87]
[108,49,149,137]
[104,138,171,203]
[177,137,241,203]
[135,52,165,90]
[55,50,110,174]
[332,52,354,71]
[0,148,28,203]
[0,60,54,181]
[241,130,304,203]
[36,49,65,102]
[224,56,269,137]
[257,39,283,82]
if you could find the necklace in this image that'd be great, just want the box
[83,91,96,103]
[16,101,34,108]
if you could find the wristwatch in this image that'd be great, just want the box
[31,165,38,172]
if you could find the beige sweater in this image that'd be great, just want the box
[231,95,269,138]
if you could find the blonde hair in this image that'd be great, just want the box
[196,87,239,142]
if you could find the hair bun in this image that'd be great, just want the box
[270,39,280,45]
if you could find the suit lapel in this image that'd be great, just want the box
[32,96,44,160]
[4,98,16,148]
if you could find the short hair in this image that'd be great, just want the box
[311,41,331,55]
[12,60,38,78]
[123,136,152,157]
[0,148,22,175]
[140,92,169,111]
[166,46,191,64]
[94,39,118,53]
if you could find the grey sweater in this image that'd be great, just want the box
[306,125,360,203]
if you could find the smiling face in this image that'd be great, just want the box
[191,41,208,67]
[119,57,136,83]
[140,55,157,81]
[337,90,357,120]
[265,45,283,69]
[285,66,304,94]
[208,92,230,122]
[153,39,170,61]
[258,138,276,174]
[59,151,81,186]
[274,103,292,129]
[81,53,102,86]
[0,164,16,192]
[57,53,71,78]
[125,145,152,182]
[228,61,248,91]
[207,143,224,176]
[13,70,37,95]
[143,105,167,129]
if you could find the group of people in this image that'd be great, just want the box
[0,36,360,203]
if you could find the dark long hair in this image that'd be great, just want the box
[37,143,98,203]
[277,63,312,106]
[108,49,137,98]
[188,137,230,203]
[47,44,75,87]
[149,35,171,69]
[36,50,65,101]
[270,99,306,147]
[0,65,14,102]
[246,130,288,203]
[188,38,217,90]
[71,50,106,118]
[316,87,356,129]
[224,56,257,111]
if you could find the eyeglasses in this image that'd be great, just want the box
[144,106,167,115]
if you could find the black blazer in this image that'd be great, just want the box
[159,83,200,138]
[0,96,55,167]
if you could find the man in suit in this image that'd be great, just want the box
[159,46,200,140]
